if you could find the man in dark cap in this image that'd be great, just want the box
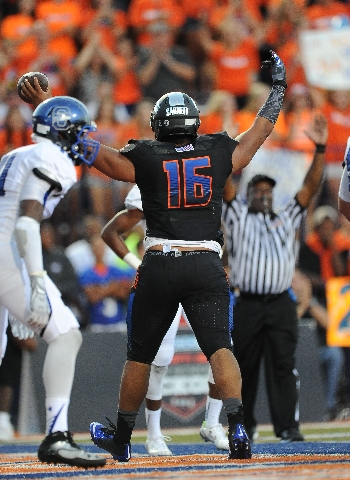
[246,174,276,214]
[201,114,328,444]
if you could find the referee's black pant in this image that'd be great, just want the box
[232,290,299,437]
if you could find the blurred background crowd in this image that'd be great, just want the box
[2,0,350,434]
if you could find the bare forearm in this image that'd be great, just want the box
[74,42,96,72]
[303,152,324,194]
[93,145,135,182]
[232,116,273,172]
[102,228,130,259]
[309,299,329,329]
[297,150,324,207]
[84,285,108,303]
[223,177,237,203]
[163,57,195,82]
[296,114,327,208]
[138,58,161,86]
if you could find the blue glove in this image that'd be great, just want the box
[262,50,287,88]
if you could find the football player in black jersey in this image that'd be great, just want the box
[26,50,287,461]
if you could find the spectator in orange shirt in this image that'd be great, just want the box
[87,99,124,220]
[116,98,154,148]
[35,0,82,62]
[98,36,143,115]
[321,89,350,207]
[74,31,142,114]
[322,90,350,165]
[0,105,32,156]
[237,81,287,149]
[81,0,128,51]
[74,32,114,105]
[91,99,123,150]
[0,43,33,124]
[276,36,307,90]
[0,43,24,107]
[136,22,196,103]
[198,17,260,109]
[207,0,265,46]
[305,0,350,29]
[263,0,307,50]
[199,90,240,138]
[127,0,185,46]
[284,83,317,158]
[177,0,217,24]
[0,0,39,72]
[26,20,73,97]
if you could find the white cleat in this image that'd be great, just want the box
[0,419,14,442]
[145,436,172,456]
[200,421,229,450]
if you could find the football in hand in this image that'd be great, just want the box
[17,72,49,103]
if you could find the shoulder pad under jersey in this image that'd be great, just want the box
[33,168,62,191]
[120,143,137,154]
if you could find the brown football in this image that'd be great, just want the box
[17,72,49,103]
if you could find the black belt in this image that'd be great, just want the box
[146,250,215,257]
[238,291,285,302]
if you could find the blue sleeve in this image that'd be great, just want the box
[109,266,135,281]
[79,269,96,286]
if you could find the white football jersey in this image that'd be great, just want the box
[0,140,76,238]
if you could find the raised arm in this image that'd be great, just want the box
[92,145,136,183]
[296,113,328,208]
[20,81,136,183]
[231,51,287,172]
[223,176,238,203]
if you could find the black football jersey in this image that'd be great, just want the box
[120,133,237,243]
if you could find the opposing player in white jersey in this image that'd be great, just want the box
[0,96,106,468]
[102,184,229,454]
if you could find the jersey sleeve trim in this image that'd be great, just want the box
[33,168,62,192]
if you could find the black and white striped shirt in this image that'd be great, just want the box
[222,196,305,294]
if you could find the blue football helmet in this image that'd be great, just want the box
[32,96,100,165]
[150,92,200,141]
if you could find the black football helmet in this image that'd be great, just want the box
[32,96,100,165]
[150,92,200,141]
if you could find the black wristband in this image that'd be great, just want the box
[315,144,326,154]
[272,79,288,88]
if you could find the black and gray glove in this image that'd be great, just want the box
[262,50,287,89]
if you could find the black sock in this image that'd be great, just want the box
[114,410,138,445]
[223,398,244,433]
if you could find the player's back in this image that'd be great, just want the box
[121,133,237,241]
[0,141,76,239]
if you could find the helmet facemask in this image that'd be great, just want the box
[65,124,99,166]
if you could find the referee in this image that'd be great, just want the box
[222,113,328,442]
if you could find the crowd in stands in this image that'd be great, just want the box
[1,1,350,218]
[2,0,350,420]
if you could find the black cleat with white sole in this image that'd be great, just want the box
[38,431,106,468]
